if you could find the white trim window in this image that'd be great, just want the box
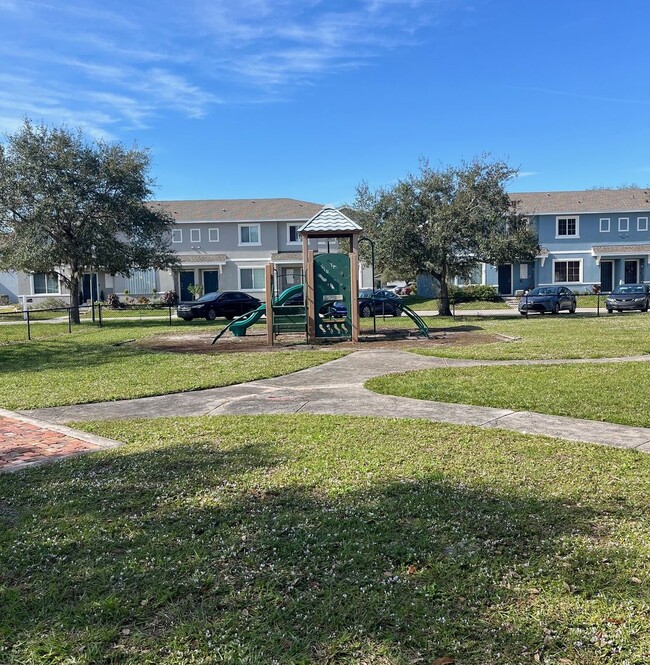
[599,218,610,233]
[190,229,201,243]
[638,217,648,232]
[208,228,219,242]
[239,267,265,290]
[287,224,301,244]
[171,229,182,243]
[618,217,630,232]
[553,259,581,283]
[33,272,59,294]
[239,223,261,246]
[556,216,579,238]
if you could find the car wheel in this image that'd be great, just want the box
[569,303,576,314]
[642,300,649,312]
[551,302,560,315]
[520,311,527,316]
[360,304,373,318]
[205,308,217,321]
[606,308,613,314]
[392,309,401,317]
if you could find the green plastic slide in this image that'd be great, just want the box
[212,284,304,343]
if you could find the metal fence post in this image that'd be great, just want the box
[169,305,173,326]
[98,302,103,327]
[26,307,31,341]
[68,307,72,333]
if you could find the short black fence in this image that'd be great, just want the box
[0,302,178,341]
[424,292,627,317]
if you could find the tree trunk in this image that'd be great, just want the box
[438,268,453,316]
[69,275,81,324]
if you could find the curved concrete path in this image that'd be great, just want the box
[24,350,650,454]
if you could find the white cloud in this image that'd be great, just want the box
[0,0,456,135]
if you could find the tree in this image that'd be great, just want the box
[353,156,539,315]
[0,120,177,322]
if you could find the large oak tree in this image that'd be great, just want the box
[353,157,539,315]
[0,120,177,322]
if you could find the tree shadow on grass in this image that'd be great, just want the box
[0,439,647,663]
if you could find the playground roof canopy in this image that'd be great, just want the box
[299,206,362,235]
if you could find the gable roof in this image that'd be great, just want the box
[299,206,363,234]
[510,189,650,215]
[150,198,323,222]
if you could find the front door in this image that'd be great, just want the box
[81,274,98,303]
[624,260,639,284]
[203,270,219,294]
[179,271,195,301]
[600,261,614,292]
[497,264,512,295]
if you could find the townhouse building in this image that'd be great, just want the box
[456,188,650,296]
[3,189,649,305]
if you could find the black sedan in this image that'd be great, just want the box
[177,291,261,321]
[518,286,576,315]
[329,289,402,318]
[606,283,650,313]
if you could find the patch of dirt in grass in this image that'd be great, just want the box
[136,328,504,354]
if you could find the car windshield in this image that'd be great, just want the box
[359,290,377,298]
[528,287,560,296]
[612,285,645,294]
[195,292,221,302]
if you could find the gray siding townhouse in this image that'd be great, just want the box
[0,198,336,305]
[111,198,327,301]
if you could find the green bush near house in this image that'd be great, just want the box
[449,284,501,302]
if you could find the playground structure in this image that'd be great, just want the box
[212,206,430,345]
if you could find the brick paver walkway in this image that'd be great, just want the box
[0,413,119,472]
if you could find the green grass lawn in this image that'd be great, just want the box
[367,361,650,428]
[1,415,648,664]
[409,313,650,360]
[0,320,345,410]
[401,295,509,311]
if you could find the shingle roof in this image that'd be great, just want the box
[510,189,650,215]
[271,252,303,262]
[151,198,323,222]
[299,206,363,234]
[176,253,227,264]
[592,245,650,255]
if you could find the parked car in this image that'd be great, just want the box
[518,286,576,315]
[176,291,261,321]
[605,283,650,313]
[329,289,402,318]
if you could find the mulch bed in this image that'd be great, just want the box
[136,328,504,354]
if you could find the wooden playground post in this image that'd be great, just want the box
[306,250,316,342]
[349,251,359,342]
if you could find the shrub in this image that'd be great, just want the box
[0,295,9,306]
[449,284,500,302]
[161,290,179,306]
[137,296,150,304]
[30,297,67,310]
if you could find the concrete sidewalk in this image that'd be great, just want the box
[25,350,650,454]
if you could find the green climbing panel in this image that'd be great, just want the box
[314,253,351,338]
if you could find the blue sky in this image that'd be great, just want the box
[1,0,649,205]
